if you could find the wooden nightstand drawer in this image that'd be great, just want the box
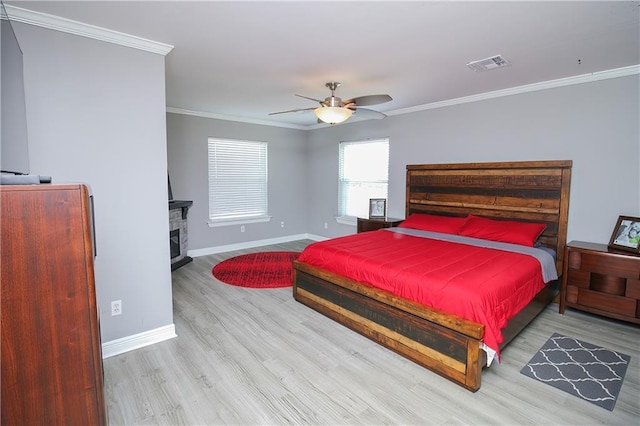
[569,250,640,279]
[576,288,637,317]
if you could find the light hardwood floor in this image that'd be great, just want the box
[104,240,640,425]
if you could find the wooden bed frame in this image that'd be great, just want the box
[293,160,572,391]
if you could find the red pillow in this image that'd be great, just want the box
[458,215,546,247]
[398,213,467,235]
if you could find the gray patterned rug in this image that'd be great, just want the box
[520,333,630,411]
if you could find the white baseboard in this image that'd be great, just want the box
[188,233,326,257]
[101,324,177,359]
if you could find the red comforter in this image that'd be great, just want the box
[297,229,548,355]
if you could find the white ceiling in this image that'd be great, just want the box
[7,1,640,128]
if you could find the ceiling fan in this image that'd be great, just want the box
[269,82,392,125]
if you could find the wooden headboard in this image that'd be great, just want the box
[406,160,572,274]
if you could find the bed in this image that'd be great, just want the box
[293,160,572,391]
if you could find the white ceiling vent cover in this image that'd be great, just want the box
[467,55,511,72]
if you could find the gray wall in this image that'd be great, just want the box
[15,23,174,342]
[1,17,30,174]
[306,75,640,244]
[166,113,308,250]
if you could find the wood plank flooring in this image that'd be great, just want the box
[104,240,640,425]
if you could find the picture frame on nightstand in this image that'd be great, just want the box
[369,198,387,219]
[608,215,640,254]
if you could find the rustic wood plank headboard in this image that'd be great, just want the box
[406,160,572,274]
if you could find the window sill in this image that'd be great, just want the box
[207,215,272,228]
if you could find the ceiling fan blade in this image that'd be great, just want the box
[295,94,324,104]
[268,107,315,116]
[343,94,392,107]
[351,107,387,119]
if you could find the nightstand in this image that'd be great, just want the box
[357,217,404,233]
[560,240,640,324]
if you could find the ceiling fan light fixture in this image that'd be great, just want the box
[314,106,353,124]
[271,82,390,124]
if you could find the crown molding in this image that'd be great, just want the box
[387,65,640,117]
[4,4,173,55]
[170,65,639,129]
[166,107,309,130]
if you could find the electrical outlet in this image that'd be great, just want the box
[324,222,328,229]
[280,221,284,228]
[240,225,245,233]
[111,300,122,316]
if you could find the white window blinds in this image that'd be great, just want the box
[208,138,268,222]
[338,138,389,218]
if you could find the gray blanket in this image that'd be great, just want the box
[384,227,558,283]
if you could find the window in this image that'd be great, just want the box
[207,138,269,226]
[338,138,389,220]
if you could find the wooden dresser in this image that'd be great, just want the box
[1,184,107,425]
[560,240,640,324]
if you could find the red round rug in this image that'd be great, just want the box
[211,251,300,289]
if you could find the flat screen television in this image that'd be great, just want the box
[1,0,31,178]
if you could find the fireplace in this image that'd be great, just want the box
[169,200,193,270]
[170,229,180,259]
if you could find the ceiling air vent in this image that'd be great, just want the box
[466,55,511,72]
